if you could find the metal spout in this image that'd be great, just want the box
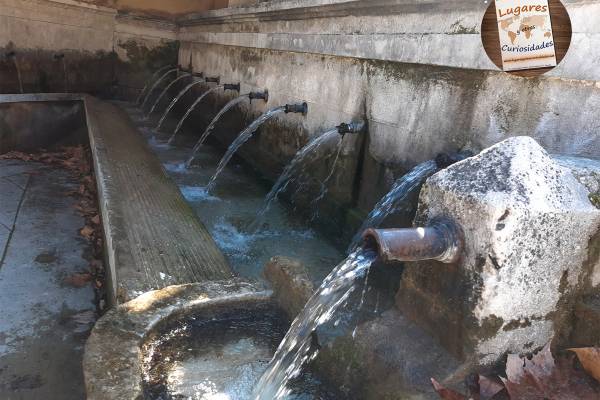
[337,121,365,135]
[285,102,308,115]
[362,217,463,264]
[54,53,65,60]
[193,71,204,78]
[205,76,220,84]
[249,90,269,102]
[224,83,241,92]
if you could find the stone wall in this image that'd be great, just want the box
[0,0,178,97]
[173,0,600,235]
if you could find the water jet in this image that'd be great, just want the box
[206,103,309,192]
[140,67,179,110]
[54,53,68,92]
[252,122,360,229]
[5,51,23,93]
[146,71,192,117]
[136,65,175,105]
[182,89,269,161]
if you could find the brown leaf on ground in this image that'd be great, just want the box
[64,273,92,288]
[502,343,599,399]
[431,378,466,400]
[91,214,101,225]
[477,376,505,399]
[0,151,33,161]
[432,375,506,400]
[79,225,94,239]
[570,348,600,383]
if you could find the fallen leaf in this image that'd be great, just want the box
[502,343,599,399]
[64,273,92,288]
[70,310,96,333]
[477,375,505,399]
[91,214,101,225]
[432,375,506,400]
[431,378,466,400]
[80,225,94,239]
[570,347,600,383]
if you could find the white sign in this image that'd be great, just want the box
[494,0,557,71]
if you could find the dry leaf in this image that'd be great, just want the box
[502,343,599,399]
[80,225,94,239]
[432,375,505,400]
[477,375,505,399]
[431,378,466,400]
[569,348,600,383]
[91,214,101,225]
[64,273,92,288]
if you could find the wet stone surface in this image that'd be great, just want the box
[142,303,334,400]
[0,160,96,399]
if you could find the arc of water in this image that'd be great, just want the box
[205,106,286,193]
[181,94,250,163]
[250,129,340,230]
[140,68,178,110]
[155,81,224,144]
[156,81,219,132]
[310,134,344,210]
[146,73,191,117]
[347,160,439,252]
[253,249,377,400]
[12,57,23,94]
[136,65,173,105]
[61,58,68,92]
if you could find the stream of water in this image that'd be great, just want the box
[184,94,250,163]
[253,248,377,400]
[251,129,341,230]
[12,57,23,94]
[156,80,213,132]
[140,68,178,110]
[61,58,68,92]
[206,106,287,193]
[147,73,191,117]
[167,86,234,145]
[136,65,172,104]
[347,160,439,252]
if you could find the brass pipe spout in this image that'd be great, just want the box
[362,218,463,264]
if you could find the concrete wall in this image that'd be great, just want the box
[0,0,178,96]
[174,0,600,235]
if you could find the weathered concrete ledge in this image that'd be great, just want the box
[0,93,233,306]
[177,0,600,82]
[83,279,272,400]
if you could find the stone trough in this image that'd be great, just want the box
[83,279,274,399]
[0,93,233,307]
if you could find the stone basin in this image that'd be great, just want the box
[83,279,333,400]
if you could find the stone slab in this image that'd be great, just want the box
[0,160,96,399]
[83,96,232,304]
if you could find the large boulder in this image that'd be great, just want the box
[397,136,600,365]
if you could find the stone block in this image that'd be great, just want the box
[263,256,315,319]
[397,136,600,365]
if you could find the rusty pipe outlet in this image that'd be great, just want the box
[362,218,463,264]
